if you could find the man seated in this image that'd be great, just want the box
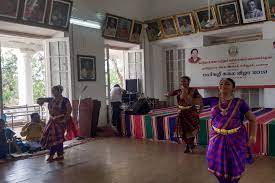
[0,119,16,159]
[20,113,44,152]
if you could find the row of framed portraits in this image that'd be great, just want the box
[0,0,72,31]
[146,0,275,41]
[102,14,143,44]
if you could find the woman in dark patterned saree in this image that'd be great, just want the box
[166,76,203,153]
[38,85,72,162]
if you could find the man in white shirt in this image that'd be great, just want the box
[110,84,124,136]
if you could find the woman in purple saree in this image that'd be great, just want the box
[203,78,257,183]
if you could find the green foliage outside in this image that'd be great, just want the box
[1,50,18,106]
[1,49,46,106]
[31,54,46,102]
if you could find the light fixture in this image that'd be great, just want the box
[70,18,101,29]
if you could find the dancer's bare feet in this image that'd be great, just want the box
[46,155,54,162]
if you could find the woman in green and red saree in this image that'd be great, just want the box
[166,76,203,153]
[37,85,73,162]
[203,78,257,183]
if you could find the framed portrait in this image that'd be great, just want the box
[175,13,196,35]
[194,7,219,31]
[129,21,143,43]
[0,0,20,19]
[23,0,48,24]
[115,17,132,41]
[103,15,118,38]
[77,55,96,81]
[188,48,201,64]
[216,1,241,26]
[265,0,275,20]
[145,20,163,41]
[49,0,72,29]
[239,0,266,23]
[160,16,178,37]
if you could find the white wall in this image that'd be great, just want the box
[147,21,275,108]
[144,33,204,100]
[143,0,225,20]
[70,24,107,126]
[72,0,227,21]
[72,0,148,21]
[262,22,275,108]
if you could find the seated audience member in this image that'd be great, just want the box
[20,113,44,152]
[0,119,16,158]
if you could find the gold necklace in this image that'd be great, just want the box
[218,97,233,116]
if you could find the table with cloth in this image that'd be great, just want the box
[121,107,275,156]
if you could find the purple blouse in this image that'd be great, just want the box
[203,97,250,129]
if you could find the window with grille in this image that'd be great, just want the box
[125,50,144,93]
[238,89,260,108]
[165,48,185,106]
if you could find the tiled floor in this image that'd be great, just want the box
[0,138,274,183]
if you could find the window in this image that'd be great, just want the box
[45,38,72,100]
[165,48,185,106]
[125,50,144,93]
[237,89,260,108]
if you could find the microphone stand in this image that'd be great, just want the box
[77,86,87,128]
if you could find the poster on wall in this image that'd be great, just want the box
[23,0,48,23]
[185,40,275,88]
[239,0,266,23]
[216,1,241,26]
[103,15,118,38]
[194,7,218,31]
[77,55,96,81]
[145,20,163,41]
[160,16,178,38]
[175,13,196,35]
[115,18,132,41]
[129,21,143,43]
[266,0,275,20]
[49,0,72,29]
[0,0,20,19]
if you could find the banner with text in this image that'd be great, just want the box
[185,39,275,88]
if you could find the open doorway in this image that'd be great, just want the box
[0,35,71,136]
[104,43,144,124]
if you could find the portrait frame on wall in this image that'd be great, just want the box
[145,19,163,41]
[48,0,73,29]
[160,16,178,38]
[0,0,20,19]
[194,6,219,31]
[77,55,96,82]
[239,0,266,24]
[129,20,143,43]
[115,17,133,41]
[22,0,48,24]
[175,12,196,35]
[216,1,241,27]
[265,0,275,20]
[103,14,119,38]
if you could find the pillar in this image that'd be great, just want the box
[17,49,34,105]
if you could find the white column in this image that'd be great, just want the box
[17,49,34,105]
